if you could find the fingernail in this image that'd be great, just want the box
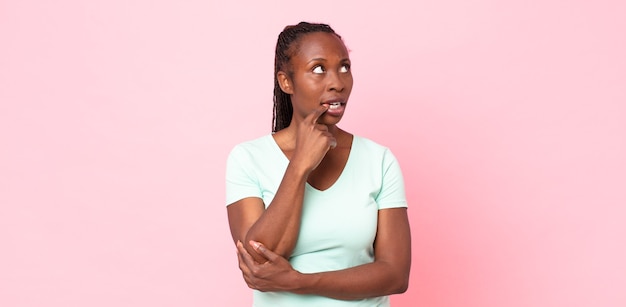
[249,240,261,250]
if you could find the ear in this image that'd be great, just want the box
[277,71,293,94]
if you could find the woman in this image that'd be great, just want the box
[226,22,411,306]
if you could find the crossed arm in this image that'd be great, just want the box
[228,196,411,300]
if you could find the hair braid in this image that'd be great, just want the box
[272,22,341,132]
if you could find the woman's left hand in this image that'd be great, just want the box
[236,240,302,292]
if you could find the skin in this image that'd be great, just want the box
[227,32,411,300]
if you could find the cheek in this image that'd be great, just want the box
[294,79,323,98]
[344,75,354,92]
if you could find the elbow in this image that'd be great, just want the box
[393,277,409,294]
[243,233,292,259]
[390,272,410,294]
[396,278,409,294]
[379,260,410,295]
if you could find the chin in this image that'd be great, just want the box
[320,116,343,126]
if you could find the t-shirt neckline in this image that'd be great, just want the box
[267,133,356,193]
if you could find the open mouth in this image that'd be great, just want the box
[328,102,342,110]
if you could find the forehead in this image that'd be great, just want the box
[290,32,349,62]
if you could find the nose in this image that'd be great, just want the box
[327,71,345,92]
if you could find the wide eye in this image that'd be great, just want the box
[312,65,325,74]
[339,64,350,73]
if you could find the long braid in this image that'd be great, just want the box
[272,22,341,132]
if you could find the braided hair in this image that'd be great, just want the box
[272,22,342,132]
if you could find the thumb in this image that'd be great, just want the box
[249,240,279,262]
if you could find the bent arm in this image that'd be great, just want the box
[240,207,411,300]
[227,106,335,263]
[228,162,309,263]
[296,208,411,299]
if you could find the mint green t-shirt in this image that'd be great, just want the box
[226,134,408,307]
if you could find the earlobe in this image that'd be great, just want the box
[277,72,293,94]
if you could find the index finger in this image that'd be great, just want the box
[307,104,328,124]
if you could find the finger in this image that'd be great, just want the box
[317,131,336,149]
[237,253,252,278]
[308,104,328,124]
[249,240,280,263]
[236,244,248,270]
[236,242,259,289]
[237,240,258,268]
[236,242,248,271]
[315,123,329,132]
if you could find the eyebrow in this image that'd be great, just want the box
[307,58,326,64]
[307,57,350,64]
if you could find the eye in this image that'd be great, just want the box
[339,64,350,73]
[312,65,325,74]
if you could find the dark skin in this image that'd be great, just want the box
[227,32,411,300]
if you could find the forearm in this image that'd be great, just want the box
[292,260,409,300]
[244,162,309,258]
[237,208,411,300]
[292,209,411,300]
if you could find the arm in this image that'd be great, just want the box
[228,105,334,263]
[237,207,411,300]
[227,163,308,263]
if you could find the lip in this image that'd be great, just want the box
[321,97,345,105]
[321,99,346,116]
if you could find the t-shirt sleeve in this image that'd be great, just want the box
[376,148,408,209]
[225,145,262,206]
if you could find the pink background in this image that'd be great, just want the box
[1,0,625,306]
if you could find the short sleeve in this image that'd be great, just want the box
[225,145,262,206]
[375,149,408,210]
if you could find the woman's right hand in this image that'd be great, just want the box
[291,105,337,174]
[236,240,302,293]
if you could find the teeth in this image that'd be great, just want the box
[329,102,341,110]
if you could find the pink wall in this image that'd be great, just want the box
[1,1,625,306]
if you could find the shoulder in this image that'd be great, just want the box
[353,135,394,156]
[226,134,278,171]
[229,134,274,156]
[352,135,403,171]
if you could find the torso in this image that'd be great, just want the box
[227,132,404,306]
